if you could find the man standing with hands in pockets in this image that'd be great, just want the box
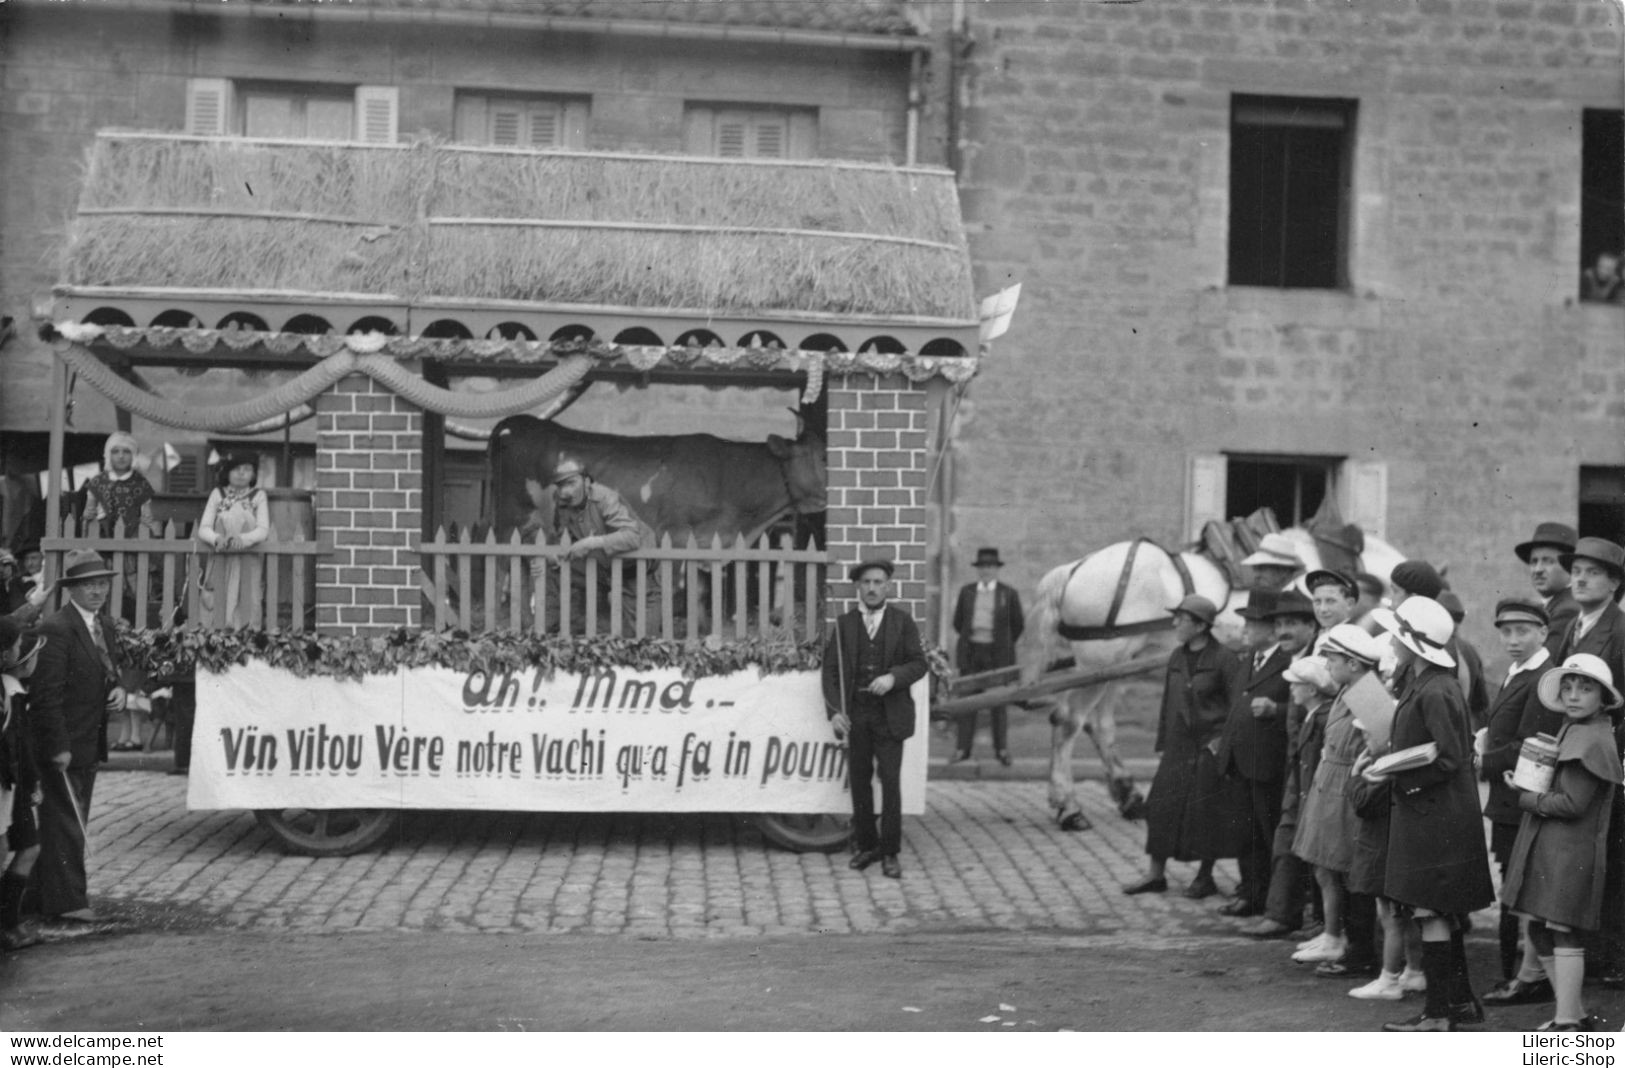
[29,549,127,923]
[824,560,927,880]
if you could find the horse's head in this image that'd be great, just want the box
[767,430,827,514]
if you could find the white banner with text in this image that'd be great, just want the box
[188,663,927,813]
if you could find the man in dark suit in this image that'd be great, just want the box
[1215,588,1288,918]
[1516,521,1580,658]
[1551,536,1625,988]
[28,549,128,923]
[823,559,927,880]
[950,546,1024,766]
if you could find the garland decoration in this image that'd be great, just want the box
[119,623,954,688]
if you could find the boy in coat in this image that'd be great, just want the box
[950,547,1024,765]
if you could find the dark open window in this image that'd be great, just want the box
[1226,454,1340,527]
[1229,95,1356,289]
[1581,466,1625,544]
[1580,109,1624,304]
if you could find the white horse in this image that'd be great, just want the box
[1025,527,1406,831]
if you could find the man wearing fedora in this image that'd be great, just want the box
[1215,588,1290,917]
[28,549,127,923]
[1550,536,1625,988]
[823,560,927,880]
[950,547,1025,766]
[1517,523,1581,658]
[1241,532,1305,593]
[530,457,655,636]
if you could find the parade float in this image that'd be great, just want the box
[38,131,979,854]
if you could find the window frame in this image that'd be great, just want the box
[1227,94,1359,291]
[452,91,590,150]
[683,103,818,160]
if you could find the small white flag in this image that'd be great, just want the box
[978,283,1021,343]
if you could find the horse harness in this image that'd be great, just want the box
[1056,538,1196,642]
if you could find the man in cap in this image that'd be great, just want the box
[1516,523,1580,658]
[1241,532,1305,593]
[1550,537,1625,988]
[532,457,655,636]
[1215,589,1291,917]
[950,547,1024,766]
[1306,568,1359,650]
[28,549,128,923]
[823,560,927,880]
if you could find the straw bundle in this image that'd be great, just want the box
[65,215,410,294]
[432,148,964,244]
[421,225,973,319]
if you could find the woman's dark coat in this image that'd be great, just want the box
[1144,638,1244,861]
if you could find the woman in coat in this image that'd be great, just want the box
[1368,596,1495,1031]
[1123,595,1242,898]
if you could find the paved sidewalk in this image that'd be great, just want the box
[79,769,1245,944]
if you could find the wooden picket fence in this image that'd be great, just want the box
[419,527,830,642]
[42,515,320,631]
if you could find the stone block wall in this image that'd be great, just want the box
[315,375,422,634]
[824,374,932,624]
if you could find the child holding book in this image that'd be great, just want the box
[1499,653,1625,1031]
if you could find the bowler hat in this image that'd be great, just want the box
[551,458,587,485]
[1493,598,1548,629]
[1305,568,1358,599]
[849,559,895,583]
[58,549,115,585]
[1559,537,1625,595]
[1168,594,1219,627]
[1241,532,1303,571]
[1515,522,1578,564]
[1266,589,1315,620]
[973,547,1004,568]
[1389,560,1445,600]
[1537,653,1624,713]
[1236,588,1279,621]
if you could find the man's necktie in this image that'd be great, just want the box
[89,618,116,678]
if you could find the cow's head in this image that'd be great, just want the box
[766,431,827,514]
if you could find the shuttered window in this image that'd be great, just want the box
[685,106,817,159]
[185,79,397,143]
[453,93,588,149]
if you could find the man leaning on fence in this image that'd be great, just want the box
[530,458,657,636]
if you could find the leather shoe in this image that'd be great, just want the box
[996,750,1013,767]
[0,922,42,951]
[1451,998,1486,1026]
[1383,1012,1453,1032]
[881,855,902,879]
[948,751,971,764]
[1316,958,1379,979]
[1217,898,1262,917]
[1183,876,1219,900]
[1482,976,1554,1006]
[1597,968,1625,990]
[1240,919,1296,939]
[1121,874,1168,895]
[849,849,881,871]
[49,909,100,924]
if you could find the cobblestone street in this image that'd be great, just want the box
[78,767,1239,944]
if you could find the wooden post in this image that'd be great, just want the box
[44,350,67,586]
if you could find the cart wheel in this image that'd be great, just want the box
[253,808,398,857]
[751,812,853,853]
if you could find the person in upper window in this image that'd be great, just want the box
[81,432,159,539]
[1581,250,1623,304]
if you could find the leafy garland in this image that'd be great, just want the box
[118,623,954,686]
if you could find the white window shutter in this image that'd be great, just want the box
[562,100,589,148]
[354,85,398,144]
[787,111,818,159]
[528,107,559,148]
[682,107,714,155]
[186,77,233,136]
[490,108,522,146]
[716,115,748,158]
[1185,453,1229,541]
[752,117,787,159]
[1343,459,1388,541]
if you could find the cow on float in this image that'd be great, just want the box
[487,414,827,629]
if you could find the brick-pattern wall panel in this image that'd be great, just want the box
[825,374,931,624]
[315,375,423,634]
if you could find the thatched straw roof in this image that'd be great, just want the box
[57,134,977,343]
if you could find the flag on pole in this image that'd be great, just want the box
[978,283,1022,344]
